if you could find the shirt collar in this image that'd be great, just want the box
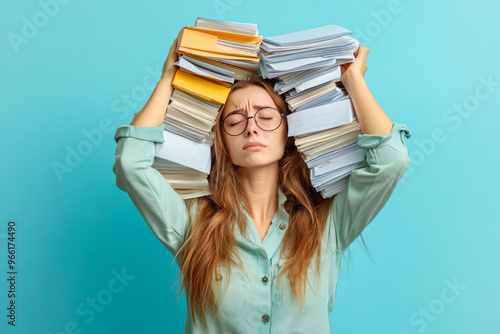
[277,186,287,211]
[235,186,289,260]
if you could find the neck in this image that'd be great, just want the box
[238,161,280,225]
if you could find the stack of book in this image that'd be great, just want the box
[150,17,263,199]
[259,25,365,198]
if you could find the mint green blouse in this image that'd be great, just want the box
[112,122,411,334]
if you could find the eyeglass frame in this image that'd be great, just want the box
[220,106,285,136]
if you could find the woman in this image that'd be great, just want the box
[113,37,411,333]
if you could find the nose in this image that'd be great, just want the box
[245,116,259,137]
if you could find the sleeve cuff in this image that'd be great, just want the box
[114,124,165,144]
[357,122,411,149]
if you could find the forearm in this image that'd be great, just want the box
[130,73,175,127]
[342,72,393,135]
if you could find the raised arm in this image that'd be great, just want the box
[340,46,393,135]
[326,46,412,254]
[130,37,179,127]
[112,37,192,262]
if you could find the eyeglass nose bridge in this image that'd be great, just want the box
[239,115,257,134]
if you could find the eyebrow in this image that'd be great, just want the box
[225,105,273,117]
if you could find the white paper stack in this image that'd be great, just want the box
[259,25,359,79]
[163,90,221,145]
[154,129,212,199]
[132,111,213,199]
[295,121,364,198]
[195,17,259,37]
[153,159,211,199]
[259,24,364,198]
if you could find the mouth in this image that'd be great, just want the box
[243,142,266,151]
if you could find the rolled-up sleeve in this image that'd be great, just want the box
[327,122,411,254]
[112,124,191,260]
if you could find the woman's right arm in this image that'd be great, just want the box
[130,37,178,127]
[112,37,191,261]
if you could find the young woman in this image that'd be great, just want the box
[113,37,411,333]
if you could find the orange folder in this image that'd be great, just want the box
[172,69,232,105]
[177,27,260,62]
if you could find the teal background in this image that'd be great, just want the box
[1,0,499,333]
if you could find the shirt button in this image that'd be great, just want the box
[262,315,270,323]
[262,276,269,284]
[216,274,222,281]
[279,223,286,230]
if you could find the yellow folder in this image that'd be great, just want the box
[172,69,232,105]
[177,27,260,62]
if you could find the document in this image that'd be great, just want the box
[155,130,212,174]
[287,98,355,136]
[176,55,235,83]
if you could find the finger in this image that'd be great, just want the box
[169,41,179,58]
[170,38,178,50]
[358,46,370,58]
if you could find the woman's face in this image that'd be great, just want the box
[221,85,288,169]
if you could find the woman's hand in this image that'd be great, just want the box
[161,37,179,80]
[340,45,369,87]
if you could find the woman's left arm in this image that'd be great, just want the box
[340,46,393,135]
[325,46,412,254]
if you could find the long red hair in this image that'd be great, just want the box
[173,76,336,327]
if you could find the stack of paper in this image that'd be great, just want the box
[163,89,220,145]
[154,128,212,199]
[259,25,359,80]
[259,25,364,198]
[152,17,263,199]
[133,111,212,199]
[177,17,262,72]
[294,120,364,198]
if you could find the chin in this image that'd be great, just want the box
[232,158,280,169]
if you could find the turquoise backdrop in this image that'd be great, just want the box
[1,0,498,333]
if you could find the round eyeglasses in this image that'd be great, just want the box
[220,107,285,136]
